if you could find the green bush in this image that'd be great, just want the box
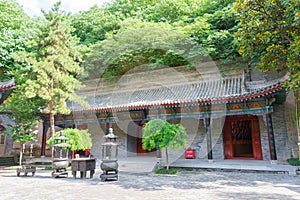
[47,128,92,151]
[44,165,53,170]
[287,158,300,166]
[155,168,178,175]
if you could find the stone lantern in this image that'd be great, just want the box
[51,131,70,178]
[100,128,119,181]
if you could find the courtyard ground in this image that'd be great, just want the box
[0,168,299,200]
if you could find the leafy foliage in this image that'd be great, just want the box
[46,128,92,151]
[235,0,300,90]
[0,0,39,81]
[142,119,188,170]
[76,0,240,79]
[12,2,88,138]
[71,6,121,45]
[84,19,207,79]
[287,158,300,166]
[142,119,187,152]
[155,168,178,174]
[1,122,37,143]
[0,0,46,146]
[0,91,43,143]
[235,0,300,159]
[104,0,235,23]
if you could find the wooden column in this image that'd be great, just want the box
[41,123,49,156]
[105,120,110,135]
[105,111,112,135]
[205,117,213,161]
[266,113,277,161]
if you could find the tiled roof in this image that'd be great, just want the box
[0,79,15,91]
[71,73,288,112]
[0,79,16,104]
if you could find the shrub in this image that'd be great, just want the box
[44,165,53,170]
[47,128,92,151]
[155,168,178,175]
[287,158,300,166]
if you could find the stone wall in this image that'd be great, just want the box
[284,92,298,158]
[87,121,133,160]
[211,117,225,160]
[272,103,294,163]
[87,122,105,160]
[259,115,270,161]
[258,101,295,163]
[111,121,130,158]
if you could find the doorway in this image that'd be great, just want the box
[136,122,156,156]
[127,121,156,156]
[223,115,262,160]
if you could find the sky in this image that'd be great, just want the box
[16,0,113,17]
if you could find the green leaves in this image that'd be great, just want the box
[84,19,207,79]
[77,0,239,79]
[13,2,88,115]
[235,0,299,90]
[142,119,188,170]
[0,0,36,81]
[1,122,37,143]
[142,119,188,151]
[46,128,92,151]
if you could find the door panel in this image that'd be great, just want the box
[223,116,262,160]
[224,119,234,159]
[252,119,263,160]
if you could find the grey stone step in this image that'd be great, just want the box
[0,156,16,166]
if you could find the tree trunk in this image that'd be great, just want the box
[49,109,55,159]
[165,147,169,170]
[19,143,24,166]
[296,88,300,159]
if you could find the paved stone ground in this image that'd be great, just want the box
[0,169,299,200]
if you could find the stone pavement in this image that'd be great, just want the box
[0,167,300,200]
[118,156,158,173]
[170,159,300,175]
[29,156,299,175]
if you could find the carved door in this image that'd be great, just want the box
[251,118,263,160]
[0,126,6,156]
[223,116,262,160]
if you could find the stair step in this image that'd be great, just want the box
[0,156,16,166]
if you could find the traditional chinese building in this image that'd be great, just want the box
[0,79,16,156]
[40,63,297,164]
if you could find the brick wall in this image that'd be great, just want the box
[284,92,298,158]
[272,104,290,163]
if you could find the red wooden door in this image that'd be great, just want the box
[223,116,262,160]
[251,118,263,160]
[224,119,234,159]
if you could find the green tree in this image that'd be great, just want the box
[12,2,88,142]
[142,119,188,170]
[84,19,206,79]
[0,0,37,81]
[71,6,120,46]
[1,119,38,166]
[1,91,43,144]
[235,0,300,157]
[46,128,92,152]
[0,0,45,165]
[77,0,239,79]
[105,0,235,23]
